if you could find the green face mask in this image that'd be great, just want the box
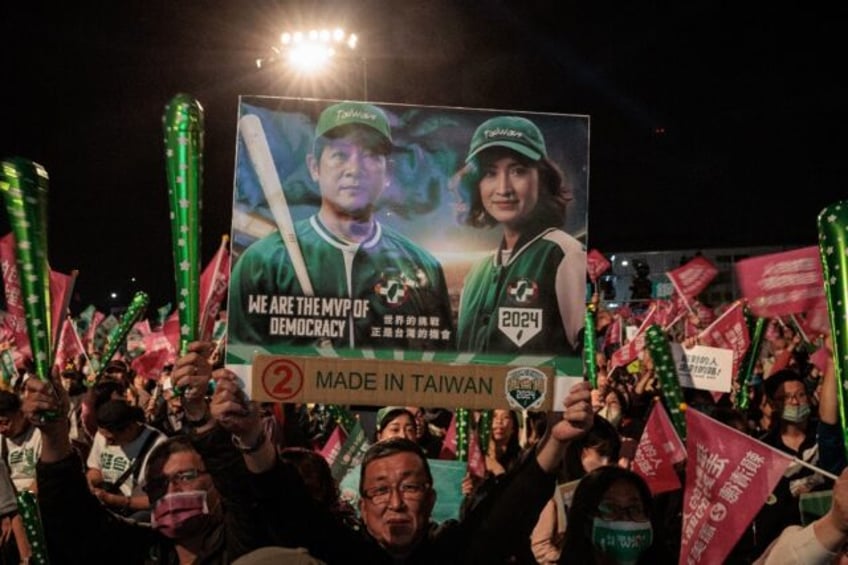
[591,517,653,565]
[781,403,811,423]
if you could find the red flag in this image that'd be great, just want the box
[439,412,457,460]
[632,401,686,495]
[83,310,105,350]
[131,330,177,380]
[49,269,76,350]
[0,233,31,360]
[198,235,230,342]
[679,409,793,565]
[53,317,84,371]
[697,300,750,376]
[667,256,718,301]
[163,311,181,353]
[467,428,486,479]
[809,346,831,373]
[603,314,622,350]
[319,425,347,467]
[609,304,657,370]
[735,246,824,318]
[586,249,611,283]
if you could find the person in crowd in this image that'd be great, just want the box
[0,390,41,494]
[753,466,848,565]
[559,465,673,563]
[0,456,30,565]
[751,368,825,558]
[229,101,454,350]
[208,351,595,563]
[453,114,586,356]
[483,408,522,477]
[85,398,167,521]
[279,446,360,531]
[374,406,417,443]
[405,406,445,459]
[531,414,623,564]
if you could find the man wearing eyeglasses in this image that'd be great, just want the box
[208,353,595,563]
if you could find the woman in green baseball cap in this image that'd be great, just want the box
[453,115,587,357]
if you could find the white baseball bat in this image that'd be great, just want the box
[239,114,315,297]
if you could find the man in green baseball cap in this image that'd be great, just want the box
[230,101,453,351]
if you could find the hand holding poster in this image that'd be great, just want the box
[225,98,589,406]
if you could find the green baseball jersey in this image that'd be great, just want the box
[229,214,453,351]
[456,227,586,356]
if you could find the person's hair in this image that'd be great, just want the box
[89,379,128,412]
[764,368,806,401]
[95,399,143,432]
[375,407,416,441]
[280,447,339,509]
[143,435,200,498]
[358,437,432,494]
[490,409,522,471]
[453,147,571,230]
[0,390,21,416]
[562,414,622,482]
[313,124,392,162]
[560,466,656,561]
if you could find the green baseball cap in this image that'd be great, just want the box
[465,115,547,163]
[315,101,392,144]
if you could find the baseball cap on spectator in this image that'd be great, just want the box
[96,399,143,432]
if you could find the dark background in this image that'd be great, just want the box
[1,1,846,313]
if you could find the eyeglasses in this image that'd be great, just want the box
[774,392,808,402]
[596,501,648,522]
[361,482,430,506]
[144,469,208,495]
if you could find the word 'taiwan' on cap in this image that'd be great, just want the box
[315,101,392,145]
[465,115,547,163]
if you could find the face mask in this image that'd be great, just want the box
[151,490,211,539]
[781,404,811,423]
[592,518,653,565]
[598,406,622,427]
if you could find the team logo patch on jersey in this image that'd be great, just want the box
[374,276,410,307]
[504,367,547,411]
[498,307,542,347]
[506,278,539,304]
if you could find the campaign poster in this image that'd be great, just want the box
[226,97,589,402]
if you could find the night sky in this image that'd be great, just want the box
[1,1,846,313]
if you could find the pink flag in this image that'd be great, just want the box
[319,425,347,467]
[83,310,105,350]
[698,300,750,376]
[667,256,718,301]
[467,427,486,479]
[439,412,457,459]
[0,232,31,360]
[603,314,622,349]
[163,311,181,353]
[53,317,84,371]
[809,346,832,373]
[49,269,76,349]
[632,401,686,495]
[735,246,824,318]
[679,409,793,565]
[199,236,230,342]
[609,304,657,370]
[587,249,611,283]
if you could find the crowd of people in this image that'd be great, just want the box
[0,295,844,564]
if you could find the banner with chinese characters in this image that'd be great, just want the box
[226,97,589,404]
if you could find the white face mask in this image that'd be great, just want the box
[781,404,811,423]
